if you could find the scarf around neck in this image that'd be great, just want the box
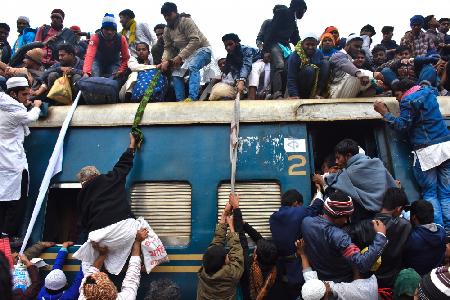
[122,19,136,44]
[224,44,243,77]
[294,39,320,98]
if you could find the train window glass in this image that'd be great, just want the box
[130,182,191,247]
[217,182,280,240]
[43,183,82,243]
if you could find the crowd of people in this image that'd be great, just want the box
[1,0,450,299]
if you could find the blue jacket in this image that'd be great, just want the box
[37,248,83,300]
[287,50,324,97]
[269,198,323,284]
[226,45,260,82]
[384,86,450,150]
[403,223,446,276]
[302,216,388,282]
[11,27,37,56]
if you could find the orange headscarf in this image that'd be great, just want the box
[324,26,340,44]
[320,33,335,47]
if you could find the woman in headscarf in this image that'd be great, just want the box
[324,26,346,50]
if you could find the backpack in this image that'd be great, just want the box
[77,77,120,104]
[42,25,78,60]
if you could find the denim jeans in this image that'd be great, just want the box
[173,47,212,101]
[413,157,450,230]
[270,44,286,98]
[92,59,120,78]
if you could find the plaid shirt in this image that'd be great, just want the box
[401,30,436,56]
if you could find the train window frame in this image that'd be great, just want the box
[129,181,192,247]
[217,181,281,244]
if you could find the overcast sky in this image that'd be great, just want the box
[3,0,450,58]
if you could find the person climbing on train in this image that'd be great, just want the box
[269,187,324,300]
[374,79,450,232]
[0,77,42,246]
[196,194,244,300]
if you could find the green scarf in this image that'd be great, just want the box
[294,40,320,98]
[131,71,161,145]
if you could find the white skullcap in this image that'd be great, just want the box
[301,279,327,300]
[347,34,363,44]
[303,32,319,41]
[17,16,30,24]
[45,269,67,291]
[6,77,29,90]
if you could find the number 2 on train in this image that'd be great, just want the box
[288,155,307,176]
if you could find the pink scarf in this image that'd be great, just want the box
[402,85,421,100]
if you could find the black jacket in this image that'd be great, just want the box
[77,148,135,232]
[374,213,412,288]
[263,7,299,51]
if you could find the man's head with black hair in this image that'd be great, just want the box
[255,239,278,270]
[202,245,227,275]
[281,189,303,207]
[410,200,434,225]
[382,26,394,42]
[391,78,417,101]
[360,24,376,37]
[144,278,181,300]
[0,23,10,42]
[161,2,179,27]
[372,44,387,65]
[424,15,439,30]
[439,18,450,34]
[352,49,366,69]
[119,9,135,28]
[395,45,412,60]
[289,0,307,19]
[334,139,359,168]
[57,44,76,66]
[154,23,166,42]
[273,4,288,14]
[222,33,241,54]
[381,187,408,217]
[321,153,339,174]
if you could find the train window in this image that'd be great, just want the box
[43,183,82,243]
[217,182,280,240]
[130,182,191,247]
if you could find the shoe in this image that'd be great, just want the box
[183,98,193,102]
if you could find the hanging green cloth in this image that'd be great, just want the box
[131,70,161,145]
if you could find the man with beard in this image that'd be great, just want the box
[263,0,307,99]
[83,13,130,78]
[11,17,36,56]
[209,33,260,100]
[152,24,166,65]
[380,26,398,60]
[158,2,211,102]
[119,9,156,58]
[33,44,83,98]
[329,35,375,98]
[401,15,436,57]
[287,33,330,99]
[0,23,11,64]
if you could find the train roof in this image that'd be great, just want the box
[30,97,450,128]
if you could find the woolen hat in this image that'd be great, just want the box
[394,268,421,299]
[323,192,354,218]
[346,34,363,44]
[24,48,43,65]
[102,13,117,30]
[45,269,67,291]
[410,15,425,27]
[301,279,326,300]
[6,77,29,90]
[17,16,30,24]
[418,266,450,299]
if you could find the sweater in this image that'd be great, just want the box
[374,213,412,288]
[197,224,244,300]
[83,33,130,75]
[77,149,135,232]
[403,223,446,276]
[302,216,387,282]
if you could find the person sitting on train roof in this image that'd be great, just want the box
[424,15,443,50]
[79,228,148,300]
[38,241,84,300]
[297,238,379,300]
[371,45,388,71]
[286,33,330,99]
[328,35,375,98]
[69,25,90,61]
[152,24,166,65]
[0,77,42,244]
[32,44,83,100]
[403,200,446,277]
[197,198,244,300]
[158,2,211,102]
[380,26,399,61]
[301,190,388,283]
[317,139,398,222]
[269,188,324,300]
[11,16,36,57]
[373,188,412,289]
[400,15,437,57]
[208,33,260,100]
[438,18,450,57]
[318,33,337,60]
[323,26,346,50]
[119,9,156,59]
[144,278,182,300]
[0,23,12,65]
[82,13,130,79]
[247,51,271,100]
[374,79,450,231]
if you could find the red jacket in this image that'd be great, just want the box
[34,25,62,66]
[83,33,130,75]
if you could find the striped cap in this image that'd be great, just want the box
[102,13,117,30]
[418,266,450,300]
[323,195,354,218]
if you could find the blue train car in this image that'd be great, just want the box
[24,98,450,299]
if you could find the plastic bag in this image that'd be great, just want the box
[12,262,31,291]
[47,74,72,105]
[138,218,170,273]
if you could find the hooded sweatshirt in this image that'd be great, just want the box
[403,223,446,276]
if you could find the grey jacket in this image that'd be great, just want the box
[330,50,360,83]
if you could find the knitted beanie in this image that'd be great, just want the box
[410,15,425,27]
[45,269,67,291]
[418,266,450,299]
[102,13,117,30]
[301,279,326,300]
[323,191,354,218]
[394,268,421,299]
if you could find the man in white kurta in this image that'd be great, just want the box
[0,77,41,240]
